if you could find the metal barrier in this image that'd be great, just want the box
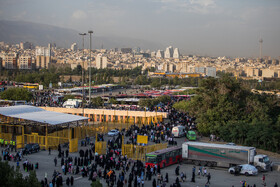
[69,138,78,153]
[95,141,107,155]
[16,135,24,149]
[122,143,168,161]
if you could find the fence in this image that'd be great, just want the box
[69,138,78,152]
[95,141,107,155]
[122,143,168,161]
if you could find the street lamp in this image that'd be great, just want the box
[79,33,86,115]
[88,30,93,107]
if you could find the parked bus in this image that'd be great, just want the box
[23,83,39,89]
[145,146,182,168]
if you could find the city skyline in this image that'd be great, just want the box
[0,0,279,58]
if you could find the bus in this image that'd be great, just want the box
[145,146,182,168]
[23,83,39,89]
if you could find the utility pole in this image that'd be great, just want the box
[88,30,93,106]
[79,33,86,115]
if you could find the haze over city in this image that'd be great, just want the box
[0,0,280,58]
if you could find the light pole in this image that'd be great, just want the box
[88,30,93,107]
[79,33,86,115]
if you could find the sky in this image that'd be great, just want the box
[0,0,280,58]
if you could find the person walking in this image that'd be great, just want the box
[206,173,211,184]
[262,174,266,184]
[70,176,74,186]
[54,157,57,167]
[66,177,70,186]
[203,168,207,177]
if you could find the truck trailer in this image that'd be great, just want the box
[182,142,272,171]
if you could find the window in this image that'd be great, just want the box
[157,155,162,162]
[146,156,157,163]
[161,154,166,161]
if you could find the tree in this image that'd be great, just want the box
[157,95,171,104]
[91,97,104,107]
[91,179,103,187]
[172,75,280,152]
[109,98,118,104]
[0,161,40,187]
[0,88,32,101]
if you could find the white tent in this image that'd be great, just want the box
[0,105,88,125]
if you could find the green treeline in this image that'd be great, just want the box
[173,75,280,152]
[139,95,171,109]
[0,88,32,101]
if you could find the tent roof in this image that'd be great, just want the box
[0,105,88,125]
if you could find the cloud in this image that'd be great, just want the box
[13,11,27,20]
[155,0,217,14]
[189,0,215,7]
[72,10,87,19]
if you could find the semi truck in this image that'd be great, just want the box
[182,142,272,171]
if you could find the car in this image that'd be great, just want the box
[23,143,40,154]
[228,164,258,176]
[108,129,120,136]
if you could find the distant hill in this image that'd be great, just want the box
[0,20,163,50]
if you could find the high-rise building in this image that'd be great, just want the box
[18,55,34,70]
[96,54,108,69]
[36,46,51,56]
[246,67,260,77]
[195,67,206,74]
[36,56,50,69]
[156,50,164,58]
[206,67,216,77]
[173,48,180,59]
[71,43,78,51]
[164,46,173,59]
[35,46,51,69]
[3,53,18,69]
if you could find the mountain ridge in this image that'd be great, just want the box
[0,20,163,50]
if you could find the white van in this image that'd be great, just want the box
[172,126,185,137]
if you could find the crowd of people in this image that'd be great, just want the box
[33,90,63,107]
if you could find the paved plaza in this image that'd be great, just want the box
[2,135,280,187]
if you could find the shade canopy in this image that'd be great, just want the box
[0,105,88,125]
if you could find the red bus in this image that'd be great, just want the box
[145,146,182,168]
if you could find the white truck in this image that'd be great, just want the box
[172,126,185,137]
[62,99,82,108]
[182,142,272,171]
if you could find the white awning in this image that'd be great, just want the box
[0,105,88,125]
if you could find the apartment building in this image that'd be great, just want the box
[18,55,34,70]
[3,53,18,69]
